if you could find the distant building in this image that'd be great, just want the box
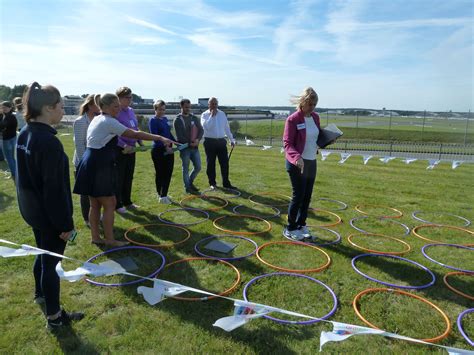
[143,98,154,105]
[198,98,209,107]
[63,95,83,115]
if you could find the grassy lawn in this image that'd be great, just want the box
[0,130,473,354]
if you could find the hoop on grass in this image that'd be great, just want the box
[248,192,292,207]
[412,210,471,227]
[194,235,258,261]
[443,272,474,301]
[350,216,410,236]
[457,308,474,346]
[313,197,348,211]
[355,204,403,219]
[85,246,166,287]
[180,195,228,211]
[351,253,436,289]
[282,226,342,246]
[157,207,209,226]
[201,187,241,198]
[256,241,331,273]
[232,204,281,218]
[306,208,342,228]
[243,272,338,325]
[421,243,474,273]
[347,233,411,255]
[213,214,272,235]
[158,257,240,301]
[124,224,191,248]
[412,224,474,246]
[352,288,451,343]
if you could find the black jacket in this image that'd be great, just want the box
[16,122,74,232]
[0,112,18,140]
[174,114,203,145]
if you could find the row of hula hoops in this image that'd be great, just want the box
[84,245,473,346]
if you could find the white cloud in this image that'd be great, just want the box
[129,36,170,45]
[126,16,177,35]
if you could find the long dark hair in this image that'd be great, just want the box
[23,82,61,122]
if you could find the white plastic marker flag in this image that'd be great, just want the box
[321,151,331,161]
[280,147,284,154]
[338,153,351,164]
[213,300,272,332]
[262,145,272,150]
[320,321,474,354]
[362,155,373,165]
[452,160,463,169]
[379,156,396,164]
[245,137,255,146]
[137,279,190,305]
[0,245,44,258]
[55,261,124,282]
[426,159,440,170]
[402,158,417,164]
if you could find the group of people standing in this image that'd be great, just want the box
[13,81,324,330]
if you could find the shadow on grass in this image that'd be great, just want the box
[323,241,474,308]
[51,327,100,354]
[0,191,14,212]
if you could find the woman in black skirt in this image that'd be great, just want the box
[74,93,174,247]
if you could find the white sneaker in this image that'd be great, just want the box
[283,228,305,241]
[159,196,172,204]
[299,226,312,239]
[116,207,127,214]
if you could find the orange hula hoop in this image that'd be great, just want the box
[307,208,342,228]
[443,271,474,301]
[159,257,241,301]
[248,192,292,207]
[347,233,411,255]
[180,195,229,211]
[355,204,403,219]
[412,224,474,246]
[352,288,451,343]
[256,241,331,273]
[213,214,272,235]
[124,224,191,248]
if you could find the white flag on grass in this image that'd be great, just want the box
[321,151,331,161]
[213,300,272,332]
[402,158,417,164]
[262,145,272,150]
[452,161,463,169]
[280,147,284,154]
[55,261,124,282]
[338,153,351,164]
[379,156,396,164]
[137,279,189,305]
[362,155,373,165]
[426,159,440,170]
[245,137,255,146]
[0,246,44,258]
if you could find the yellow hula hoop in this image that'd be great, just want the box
[412,224,474,246]
[353,288,451,343]
[124,224,191,248]
[159,257,241,301]
[347,233,411,255]
[180,195,229,211]
[355,204,403,219]
[307,208,342,227]
[443,271,474,301]
[256,241,331,273]
[213,214,272,235]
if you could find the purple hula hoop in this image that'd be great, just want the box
[350,216,410,236]
[85,245,166,287]
[421,243,474,273]
[194,235,258,261]
[243,272,338,325]
[282,227,342,246]
[457,308,474,347]
[157,207,210,226]
[351,253,436,289]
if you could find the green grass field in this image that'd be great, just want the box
[0,131,473,354]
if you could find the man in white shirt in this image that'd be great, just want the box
[201,97,236,189]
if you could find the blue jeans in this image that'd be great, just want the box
[179,148,201,189]
[2,136,17,178]
[0,138,4,160]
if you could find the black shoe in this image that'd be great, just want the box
[185,188,200,195]
[189,183,200,192]
[47,309,84,330]
[223,183,237,189]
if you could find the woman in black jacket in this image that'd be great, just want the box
[16,82,83,330]
[0,101,18,179]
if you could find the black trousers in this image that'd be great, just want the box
[116,149,136,208]
[151,147,174,197]
[203,138,230,187]
[75,170,90,222]
[286,159,317,230]
[33,228,66,316]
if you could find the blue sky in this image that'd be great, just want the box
[0,0,472,111]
